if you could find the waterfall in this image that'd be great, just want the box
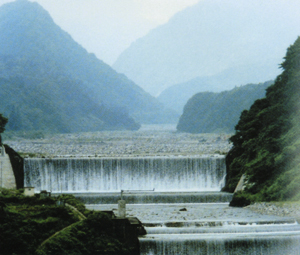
[24,156,226,193]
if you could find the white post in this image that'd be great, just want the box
[118,200,126,218]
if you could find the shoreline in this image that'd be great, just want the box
[245,202,300,221]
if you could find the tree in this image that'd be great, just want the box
[0,113,8,144]
[224,36,300,201]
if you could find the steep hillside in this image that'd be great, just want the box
[0,0,177,132]
[113,0,300,96]
[177,81,271,133]
[224,37,300,202]
[0,76,139,133]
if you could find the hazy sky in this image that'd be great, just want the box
[0,0,200,65]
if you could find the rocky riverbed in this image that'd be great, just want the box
[4,125,232,157]
[87,202,296,224]
[246,202,300,221]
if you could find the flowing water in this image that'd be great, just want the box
[24,155,226,192]
[87,202,300,255]
[24,154,300,254]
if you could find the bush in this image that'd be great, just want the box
[36,212,134,255]
[56,194,86,214]
[229,191,253,207]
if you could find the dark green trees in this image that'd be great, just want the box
[224,36,300,201]
[0,113,8,134]
[177,81,271,133]
[0,113,8,144]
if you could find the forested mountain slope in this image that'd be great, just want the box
[176,81,271,134]
[0,0,177,133]
[224,37,300,202]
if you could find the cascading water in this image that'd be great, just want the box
[140,233,300,255]
[24,155,226,193]
[24,154,300,254]
[135,203,300,255]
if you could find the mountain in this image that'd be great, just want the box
[223,36,300,202]
[0,76,139,133]
[113,0,300,96]
[0,0,178,133]
[157,65,273,114]
[176,81,272,134]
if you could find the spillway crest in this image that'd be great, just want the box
[24,156,226,193]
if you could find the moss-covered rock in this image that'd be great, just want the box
[0,191,140,255]
[36,211,139,255]
[229,191,253,207]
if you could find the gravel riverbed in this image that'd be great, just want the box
[246,202,300,221]
[4,125,232,157]
[87,202,296,224]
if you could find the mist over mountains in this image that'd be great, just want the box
[113,0,300,97]
[157,65,270,114]
[0,0,178,133]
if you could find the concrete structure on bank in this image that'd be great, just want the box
[24,187,35,196]
[234,174,246,193]
[0,145,16,189]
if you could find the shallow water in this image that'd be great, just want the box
[87,201,300,255]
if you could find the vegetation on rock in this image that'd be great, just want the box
[224,37,300,202]
[0,189,77,255]
[36,212,137,255]
[0,113,8,134]
[0,189,137,255]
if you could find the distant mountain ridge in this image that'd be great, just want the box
[177,81,272,133]
[113,0,300,96]
[157,64,272,114]
[0,0,178,133]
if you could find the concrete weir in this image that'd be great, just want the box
[0,145,16,189]
[88,200,300,255]
[68,191,233,204]
[24,153,300,254]
[24,155,226,193]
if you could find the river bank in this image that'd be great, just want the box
[246,202,300,221]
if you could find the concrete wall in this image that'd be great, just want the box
[0,146,16,189]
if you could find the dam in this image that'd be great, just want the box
[23,154,300,254]
[24,155,226,193]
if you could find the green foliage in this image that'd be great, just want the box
[224,37,300,202]
[36,212,135,255]
[0,190,136,255]
[0,189,77,255]
[56,194,86,214]
[229,191,253,207]
[177,81,272,133]
[0,113,8,134]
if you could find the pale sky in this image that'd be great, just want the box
[0,0,200,65]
